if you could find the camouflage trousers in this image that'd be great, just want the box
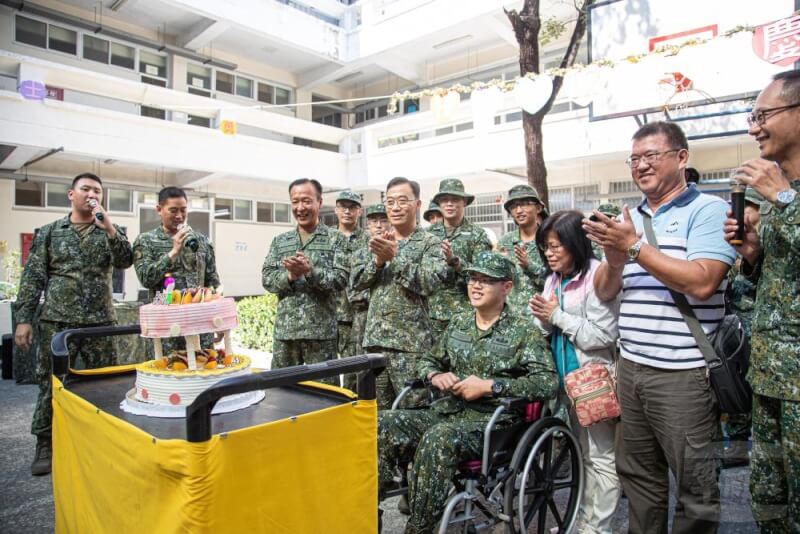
[722,411,752,442]
[750,393,800,533]
[366,347,424,410]
[272,338,337,385]
[378,408,493,534]
[338,321,357,392]
[32,320,116,439]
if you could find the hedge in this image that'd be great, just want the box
[235,293,278,351]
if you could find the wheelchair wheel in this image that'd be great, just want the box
[503,417,583,534]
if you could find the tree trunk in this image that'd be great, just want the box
[506,0,594,211]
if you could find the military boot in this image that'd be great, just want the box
[30,437,52,476]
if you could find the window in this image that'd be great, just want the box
[107,189,132,212]
[236,77,253,98]
[46,183,71,208]
[139,51,167,78]
[214,198,232,220]
[110,42,135,69]
[141,76,167,119]
[16,16,47,48]
[465,194,504,224]
[234,199,252,220]
[574,185,599,214]
[404,99,419,114]
[257,83,274,104]
[216,71,234,94]
[83,35,109,63]
[137,192,158,205]
[549,187,573,212]
[187,64,212,90]
[275,87,290,106]
[257,201,274,223]
[48,25,77,55]
[15,181,44,207]
[188,114,211,128]
[455,122,473,133]
[275,203,291,223]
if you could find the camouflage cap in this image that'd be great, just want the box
[423,201,443,221]
[465,251,514,281]
[597,203,621,217]
[366,203,387,217]
[336,190,362,206]
[503,184,542,211]
[432,178,475,206]
[744,187,766,208]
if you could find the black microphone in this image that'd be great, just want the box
[88,199,104,222]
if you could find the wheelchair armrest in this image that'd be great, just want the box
[499,397,529,411]
[391,378,427,410]
[404,378,425,389]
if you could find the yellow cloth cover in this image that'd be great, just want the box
[52,376,377,533]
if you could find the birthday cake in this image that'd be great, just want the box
[120,287,263,418]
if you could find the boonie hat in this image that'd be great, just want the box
[423,201,443,222]
[336,190,362,206]
[433,179,475,206]
[366,203,387,217]
[597,203,621,218]
[465,251,514,281]
[503,184,542,212]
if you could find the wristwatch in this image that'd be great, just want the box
[627,239,644,260]
[491,379,506,398]
[775,188,798,210]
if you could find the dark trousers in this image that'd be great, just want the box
[615,357,721,534]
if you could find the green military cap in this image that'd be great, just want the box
[744,187,766,208]
[423,201,442,222]
[336,190,362,206]
[503,184,542,212]
[433,178,475,206]
[597,203,621,217]
[366,203,387,217]
[464,251,514,281]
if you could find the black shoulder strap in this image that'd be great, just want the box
[641,213,721,368]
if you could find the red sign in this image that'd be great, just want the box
[753,15,800,66]
[46,86,64,101]
[21,233,34,265]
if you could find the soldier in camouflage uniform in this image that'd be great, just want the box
[591,203,621,260]
[496,185,548,316]
[14,173,133,475]
[132,186,221,356]
[723,70,800,533]
[262,178,347,385]
[351,177,447,408]
[428,179,492,342]
[423,201,443,226]
[378,251,558,533]
[332,190,368,365]
[721,188,767,468]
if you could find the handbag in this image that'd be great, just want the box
[642,213,752,414]
[564,363,621,427]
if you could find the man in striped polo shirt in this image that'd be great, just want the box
[584,121,736,534]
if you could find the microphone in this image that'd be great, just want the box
[88,199,104,222]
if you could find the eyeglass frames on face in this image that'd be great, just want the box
[746,103,800,127]
[624,149,681,168]
[385,197,415,209]
[538,243,563,253]
[467,276,504,286]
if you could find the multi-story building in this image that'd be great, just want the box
[0,0,792,298]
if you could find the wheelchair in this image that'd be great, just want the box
[385,380,584,534]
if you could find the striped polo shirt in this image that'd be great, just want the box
[619,185,736,370]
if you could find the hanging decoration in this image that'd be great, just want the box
[513,74,553,115]
[471,85,503,132]
[430,90,461,123]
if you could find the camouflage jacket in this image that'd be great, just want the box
[748,181,800,400]
[417,306,557,413]
[497,230,547,315]
[15,215,133,325]
[262,223,347,341]
[333,227,369,323]
[132,226,220,301]
[427,219,492,322]
[726,258,758,338]
[351,227,447,353]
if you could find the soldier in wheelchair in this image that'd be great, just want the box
[378,251,584,533]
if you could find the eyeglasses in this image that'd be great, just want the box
[385,197,415,209]
[539,243,563,253]
[507,200,537,211]
[468,276,505,286]
[625,149,681,168]
[746,103,800,127]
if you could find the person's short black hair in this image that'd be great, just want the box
[71,172,102,189]
[386,176,420,199]
[158,186,187,205]
[536,210,596,278]
[289,178,323,199]
[685,167,700,184]
[773,69,800,104]
[632,121,689,151]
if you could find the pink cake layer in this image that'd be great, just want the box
[139,297,238,338]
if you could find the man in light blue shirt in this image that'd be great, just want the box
[584,121,735,534]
